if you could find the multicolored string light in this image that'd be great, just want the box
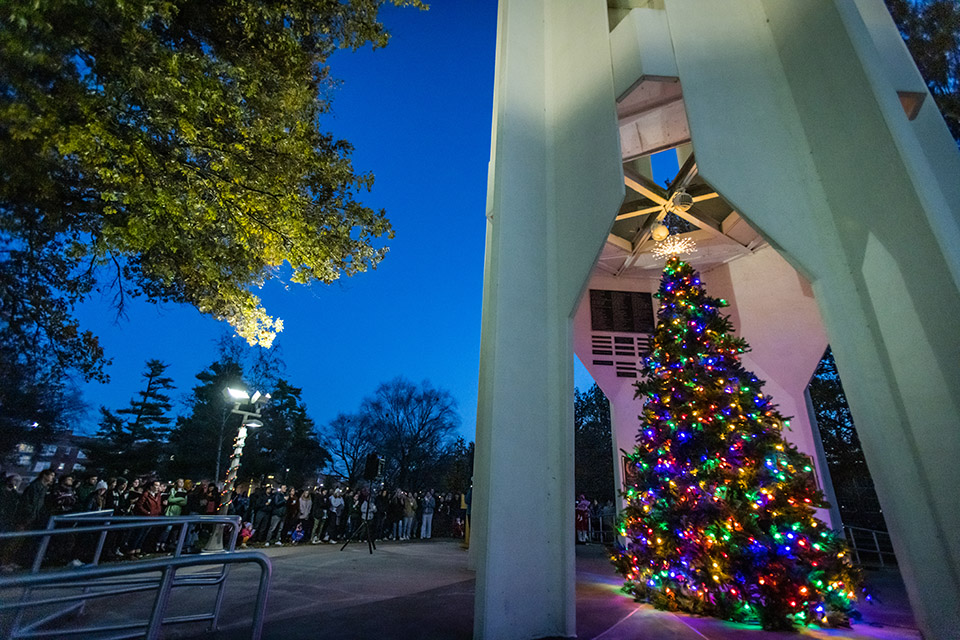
[614,256,863,631]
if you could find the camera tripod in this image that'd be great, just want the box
[340,516,377,554]
[340,476,382,555]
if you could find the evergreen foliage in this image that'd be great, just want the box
[574,383,614,503]
[887,0,960,143]
[808,349,885,531]
[241,379,328,488]
[85,359,174,475]
[614,257,861,630]
[166,359,244,479]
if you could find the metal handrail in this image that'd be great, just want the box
[843,525,897,567]
[0,552,271,639]
[588,513,617,544]
[0,512,243,574]
[0,514,267,639]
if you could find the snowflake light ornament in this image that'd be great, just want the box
[652,235,698,259]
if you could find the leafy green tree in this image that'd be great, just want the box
[86,359,175,476]
[167,359,244,480]
[242,379,328,488]
[574,383,614,503]
[0,0,422,395]
[0,237,104,457]
[887,0,960,143]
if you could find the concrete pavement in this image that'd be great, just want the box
[186,540,919,640]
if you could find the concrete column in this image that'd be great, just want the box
[656,1,960,636]
[473,1,623,638]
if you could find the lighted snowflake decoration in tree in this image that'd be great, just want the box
[652,235,698,259]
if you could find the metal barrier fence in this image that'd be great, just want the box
[843,525,897,568]
[587,513,617,545]
[583,515,897,570]
[0,512,271,639]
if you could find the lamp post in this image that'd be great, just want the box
[203,387,269,552]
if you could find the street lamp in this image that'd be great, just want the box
[204,386,269,552]
[219,387,269,512]
[214,387,261,483]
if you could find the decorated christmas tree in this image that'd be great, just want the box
[614,255,862,631]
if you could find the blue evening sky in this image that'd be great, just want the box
[73,2,675,441]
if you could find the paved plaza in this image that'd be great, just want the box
[149,540,921,640]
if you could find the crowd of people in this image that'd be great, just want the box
[0,468,469,570]
[575,495,617,544]
[239,485,466,547]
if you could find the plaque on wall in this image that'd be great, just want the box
[589,290,654,334]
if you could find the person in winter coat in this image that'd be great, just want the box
[0,475,22,533]
[388,490,404,540]
[310,488,328,544]
[50,475,77,515]
[123,477,143,515]
[339,490,354,540]
[156,479,188,552]
[127,480,163,557]
[71,480,109,563]
[251,485,271,543]
[164,479,187,517]
[106,478,125,515]
[231,488,250,522]
[401,492,417,541]
[575,494,591,544]
[204,484,219,515]
[133,480,163,514]
[84,481,108,512]
[282,487,299,541]
[74,474,99,507]
[322,489,344,543]
[3,470,54,566]
[265,485,287,546]
[296,490,312,544]
[420,490,436,540]
[374,489,389,540]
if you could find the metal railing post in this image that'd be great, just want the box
[0,515,267,639]
[145,565,176,639]
[871,529,882,567]
[251,554,272,640]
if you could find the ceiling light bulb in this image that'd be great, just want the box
[651,224,670,242]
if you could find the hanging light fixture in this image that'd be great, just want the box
[652,235,698,259]
[651,223,670,242]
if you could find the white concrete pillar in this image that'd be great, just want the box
[656,1,960,636]
[473,1,623,638]
[485,1,960,637]
[572,272,660,511]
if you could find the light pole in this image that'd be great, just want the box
[204,387,269,552]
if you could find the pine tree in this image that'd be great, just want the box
[575,384,614,502]
[167,359,244,480]
[614,256,861,631]
[242,379,327,488]
[86,359,174,476]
